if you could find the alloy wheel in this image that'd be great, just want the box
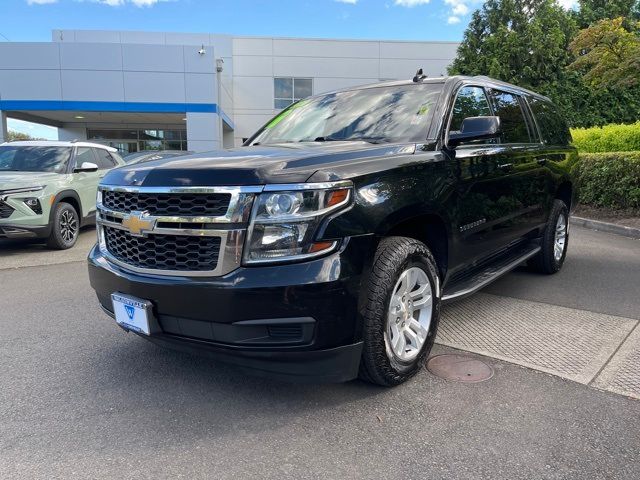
[554,214,567,262]
[60,209,78,244]
[384,266,433,362]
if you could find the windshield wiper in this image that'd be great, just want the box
[303,136,388,144]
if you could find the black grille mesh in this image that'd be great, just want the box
[102,191,231,217]
[0,201,14,219]
[104,226,221,272]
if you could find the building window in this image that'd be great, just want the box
[87,128,187,154]
[274,77,313,109]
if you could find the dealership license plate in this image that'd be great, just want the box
[111,293,151,335]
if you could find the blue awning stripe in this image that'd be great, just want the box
[0,99,236,130]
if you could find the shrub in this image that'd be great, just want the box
[576,152,640,209]
[571,122,640,153]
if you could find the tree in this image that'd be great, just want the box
[448,0,640,128]
[569,17,640,88]
[6,130,40,141]
[448,0,577,90]
[574,0,639,28]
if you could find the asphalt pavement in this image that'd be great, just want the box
[1,226,639,479]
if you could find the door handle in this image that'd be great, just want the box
[498,163,513,170]
[536,158,548,165]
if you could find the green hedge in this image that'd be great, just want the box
[571,122,640,153]
[576,152,640,209]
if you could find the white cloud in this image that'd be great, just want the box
[90,0,170,6]
[443,0,483,23]
[335,0,358,4]
[393,0,431,7]
[557,0,578,9]
[451,4,468,15]
[27,0,58,4]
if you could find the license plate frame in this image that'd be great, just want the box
[111,293,153,336]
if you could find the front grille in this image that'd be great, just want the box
[104,226,221,272]
[102,191,231,217]
[0,201,14,219]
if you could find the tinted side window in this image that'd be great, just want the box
[93,148,116,170]
[488,90,531,144]
[74,147,96,169]
[450,86,492,133]
[528,97,571,146]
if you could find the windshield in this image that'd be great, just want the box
[249,83,443,145]
[0,146,73,173]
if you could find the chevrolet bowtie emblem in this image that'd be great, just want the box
[121,211,156,237]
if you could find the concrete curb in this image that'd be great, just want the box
[571,216,640,240]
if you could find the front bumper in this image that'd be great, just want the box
[88,235,375,382]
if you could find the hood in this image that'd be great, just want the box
[101,142,417,187]
[0,171,60,192]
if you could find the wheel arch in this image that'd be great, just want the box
[555,181,573,211]
[49,190,83,224]
[382,212,450,280]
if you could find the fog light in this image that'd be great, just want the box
[24,198,42,214]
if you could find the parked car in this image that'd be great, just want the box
[123,150,192,165]
[88,75,576,386]
[0,141,125,249]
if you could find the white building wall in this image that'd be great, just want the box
[58,127,87,142]
[231,36,458,145]
[1,30,459,150]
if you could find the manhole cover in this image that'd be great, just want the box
[427,354,493,383]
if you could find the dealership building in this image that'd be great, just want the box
[0,30,458,153]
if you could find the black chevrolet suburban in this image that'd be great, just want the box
[88,75,576,386]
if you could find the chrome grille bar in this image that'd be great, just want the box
[96,185,263,277]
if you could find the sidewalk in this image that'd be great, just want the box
[438,293,640,399]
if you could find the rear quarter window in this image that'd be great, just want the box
[528,97,572,146]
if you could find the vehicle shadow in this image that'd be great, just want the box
[75,332,401,440]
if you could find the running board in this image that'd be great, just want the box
[441,244,541,304]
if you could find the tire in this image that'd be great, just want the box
[358,236,441,387]
[528,199,569,274]
[47,202,80,250]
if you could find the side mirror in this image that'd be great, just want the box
[74,162,99,173]
[448,116,501,148]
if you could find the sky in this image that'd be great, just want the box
[2,0,579,139]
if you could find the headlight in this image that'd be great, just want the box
[244,182,352,264]
[0,185,46,200]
